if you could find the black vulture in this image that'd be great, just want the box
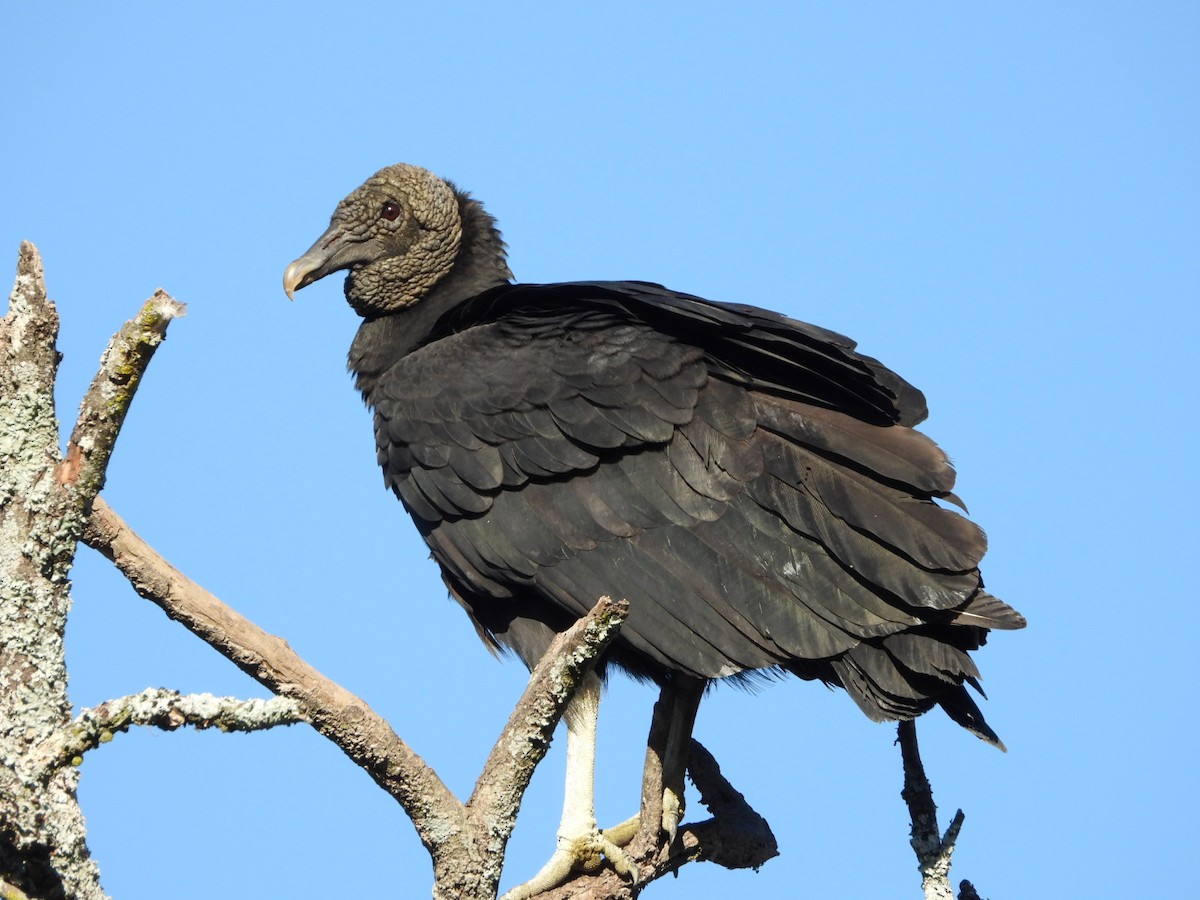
[284,163,1023,894]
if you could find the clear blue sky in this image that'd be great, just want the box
[4,3,1196,897]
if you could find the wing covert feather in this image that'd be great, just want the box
[359,281,1019,742]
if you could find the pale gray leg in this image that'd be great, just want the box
[500,673,636,900]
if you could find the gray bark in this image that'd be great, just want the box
[1,244,183,899]
[1,244,104,899]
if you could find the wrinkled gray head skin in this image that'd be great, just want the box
[284,164,464,316]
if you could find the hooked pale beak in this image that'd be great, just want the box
[283,221,367,300]
[283,255,318,301]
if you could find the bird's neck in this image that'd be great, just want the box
[436,188,514,304]
[348,189,513,401]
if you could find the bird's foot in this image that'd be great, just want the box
[603,814,640,848]
[500,823,638,900]
[662,784,685,844]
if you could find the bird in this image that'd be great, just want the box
[283,163,1024,896]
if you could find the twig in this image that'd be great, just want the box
[57,288,186,502]
[33,689,305,776]
[898,720,967,900]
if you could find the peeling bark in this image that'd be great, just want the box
[1,244,104,899]
[1,245,184,899]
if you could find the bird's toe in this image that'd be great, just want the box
[500,826,638,900]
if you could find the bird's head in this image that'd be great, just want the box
[283,163,473,317]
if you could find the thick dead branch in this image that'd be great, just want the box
[0,243,181,900]
[32,690,305,776]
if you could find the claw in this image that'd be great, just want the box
[662,785,685,845]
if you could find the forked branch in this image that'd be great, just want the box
[81,498,467,847]
[898,720,976,900]
[81,499,634,899]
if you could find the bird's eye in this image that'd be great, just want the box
[381,201,402,222]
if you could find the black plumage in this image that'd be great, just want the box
[284,164,1024,747]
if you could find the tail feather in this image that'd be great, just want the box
[953,590,1026,630]
[937,684,1006,750]
[826,633,1009,749]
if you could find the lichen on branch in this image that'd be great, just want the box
[33,690,305,776]
[57,288,186,500]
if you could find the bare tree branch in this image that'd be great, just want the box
[80,498,468,848]
[32,690,305,776]
[898,720,971,900]
[78,489,778,899]
[435,599,629,899]
[674,739,779,872]
[10,237,674,898]
[56,289,185,501]
[0,243,184,900]
[80,498,638,900]
[465,599,628,873]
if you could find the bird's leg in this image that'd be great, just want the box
[628,674,708,857]
[658,675,705,842]
[499,672,637,900]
